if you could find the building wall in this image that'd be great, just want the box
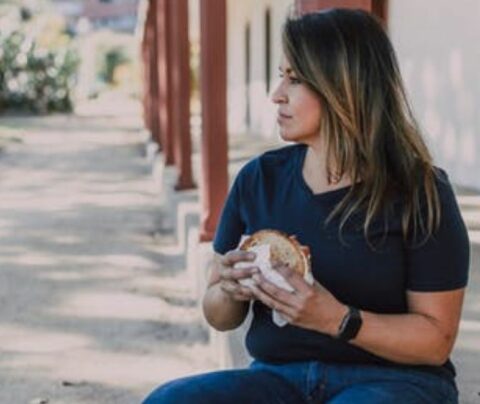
[83,0,139,19]
[225,2,479,190]
[389,0,480,190]
[83,0,139,32]
[227,0,293,137]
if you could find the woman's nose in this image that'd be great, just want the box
[271,82,287,104]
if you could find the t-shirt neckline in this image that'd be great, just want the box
[295,144,354,202]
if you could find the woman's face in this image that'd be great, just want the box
[271,56,322,144]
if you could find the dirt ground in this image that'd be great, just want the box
[0,101,216,404]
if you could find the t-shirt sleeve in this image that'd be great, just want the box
[212,169,247,255]
[405,170,470,291]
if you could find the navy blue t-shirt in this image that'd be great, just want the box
[213,143,470,380]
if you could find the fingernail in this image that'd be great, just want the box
[252,274,261,283]
[247,252,256,259]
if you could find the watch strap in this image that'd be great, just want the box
[336,306,362,341]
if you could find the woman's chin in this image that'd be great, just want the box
[279,130,299,142]
[278,129,317,145]
[278,129,291,139]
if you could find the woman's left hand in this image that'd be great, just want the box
[250,263,347,335]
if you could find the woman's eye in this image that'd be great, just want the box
[279,74,301,85]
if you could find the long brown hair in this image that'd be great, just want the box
[282,8,441,249]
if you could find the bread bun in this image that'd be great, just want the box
[239,229,311,276]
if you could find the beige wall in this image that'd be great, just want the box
[224,2,480,190]
[389,0,480,190]
[226,0,293,137]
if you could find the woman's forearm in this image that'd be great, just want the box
[249,263,462,367]
[324,309,454,366]
[202,283,250,331]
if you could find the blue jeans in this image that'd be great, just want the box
[142,360,458,403]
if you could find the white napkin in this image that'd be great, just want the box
[234,237,312,327]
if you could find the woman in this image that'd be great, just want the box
[143,8,469,404]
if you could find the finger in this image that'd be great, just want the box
[274,264,312,294]
[250,284,297,318]
[220,280,241,295]
[220,266,258,281]
[222,250,256,266]
[233,285,255,301]
[231,265,259,280]
[225,283,255,301]
[221,279,255,295]
[252,274,297,305]
[231,294,251,302]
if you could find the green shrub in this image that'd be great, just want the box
[100,46,129,84]
[0,29,79,114]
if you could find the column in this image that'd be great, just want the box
[141,2,153,135]
[198,0,228,242]
[169,0,196,190]
[156,0,175,165]
[148,0,161,146]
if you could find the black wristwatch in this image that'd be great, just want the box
[336,306,362,341]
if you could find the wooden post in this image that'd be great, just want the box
[148,0,161,146]
[199,0,228,242]
[156,0,175,165]
[169,0,196,190]
[141,2,153,136]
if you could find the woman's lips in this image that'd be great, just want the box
[277,112,292,123]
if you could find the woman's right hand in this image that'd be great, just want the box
[218,250,258,302]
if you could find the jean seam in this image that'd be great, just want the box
[308,362,315,390]
[319,363,328,403]
[306,362,326,403]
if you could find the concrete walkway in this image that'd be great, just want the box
[1,99,479,403]
[0,106,217,403]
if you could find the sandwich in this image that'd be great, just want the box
[239,229,311,279]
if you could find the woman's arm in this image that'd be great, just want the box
[250,266,465,366]
[348,288,465,366]
[202,251,258,331]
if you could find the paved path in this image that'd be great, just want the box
[0,109,215,404]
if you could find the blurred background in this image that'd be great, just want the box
[0,0,141,115]
[0,1,479,403]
